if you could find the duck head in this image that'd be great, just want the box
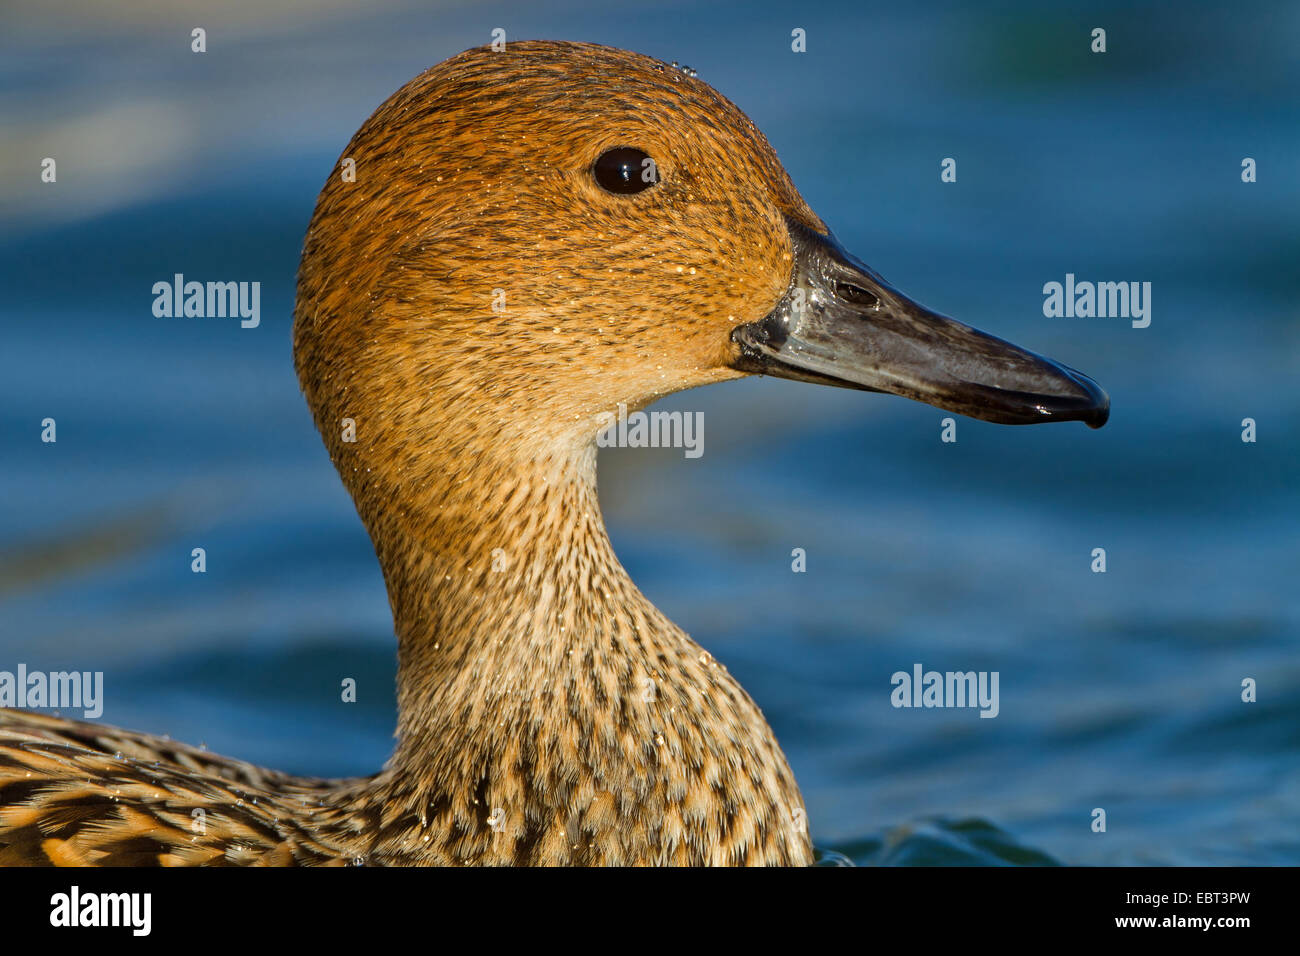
[294,40,1107,501]
[286,43,1111,864]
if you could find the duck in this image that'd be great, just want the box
[0,40,1107,867]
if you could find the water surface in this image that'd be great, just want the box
[1,0,1296,865]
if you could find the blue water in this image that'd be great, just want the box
[1,0,1296,865]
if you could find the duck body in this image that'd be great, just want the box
[0,41,1107,867]
[0,710,349,865]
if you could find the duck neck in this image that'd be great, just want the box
[366,440,671,769]
[337,430,808,864]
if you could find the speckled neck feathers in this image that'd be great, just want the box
[335,434,811,865]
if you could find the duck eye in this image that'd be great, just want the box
[593,147,659,194]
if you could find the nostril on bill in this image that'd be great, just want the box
[834,281,880,309]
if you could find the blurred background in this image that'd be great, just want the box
[1,0,1296,865]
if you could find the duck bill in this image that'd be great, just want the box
[731,220,1110,428]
